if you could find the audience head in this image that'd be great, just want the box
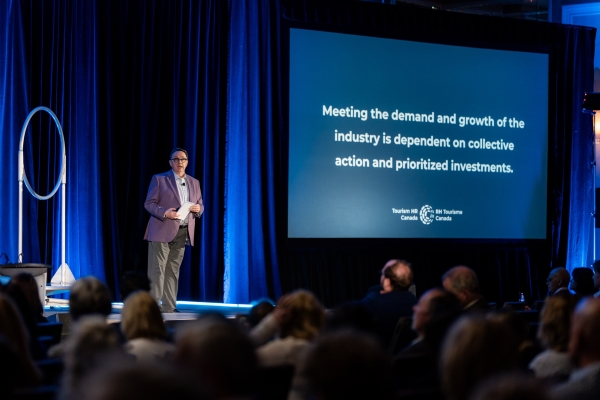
[442,266,481,307]
[488,311,530,344]
[174,315,257,399]
[546,267,570,296]
[60,315,122,400]
[69,276,113,321]
[276,289,325,340]
[79,358,208,400]
[592,260,600,291]
[121,291,167,341]
[300,330,393,400]
[417,289,463,351]
[119,271,151,301]
[411,288,446,337]
[441,314,519,400]
[7,272,43,317]
[537,295,576,352]
[567,297,600,367]
[248,299,275,328]
[569,267,596,297]
[380,259,413,293]
[0,292,30,353]
[3,279,39,338]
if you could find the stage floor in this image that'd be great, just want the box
[45,298,253,323]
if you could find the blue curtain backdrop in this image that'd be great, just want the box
[225,0,282,303]
[0,0,595,305]
[0,0,39,266]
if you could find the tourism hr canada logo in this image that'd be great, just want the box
[419,205,435,225]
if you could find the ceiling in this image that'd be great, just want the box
[359,0,549,21]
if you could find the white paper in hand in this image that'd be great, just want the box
[176,202,195,220]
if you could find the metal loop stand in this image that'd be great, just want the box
[18,107,74,286]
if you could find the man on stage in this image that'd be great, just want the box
[144,148,203,313]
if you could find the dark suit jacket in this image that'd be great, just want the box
[144,171,203,245]
[463,297,490,313]
[355,290,417,347]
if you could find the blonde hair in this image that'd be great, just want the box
[121,291,167,340]
[279,290,325,340]
[441,315,518,400]
[538,296,575,352]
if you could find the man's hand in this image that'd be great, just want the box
[190,204,201,213]
[166,208,180,219]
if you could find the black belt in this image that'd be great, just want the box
[179,225,188,230]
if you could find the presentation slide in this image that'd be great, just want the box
[288,28,548,239]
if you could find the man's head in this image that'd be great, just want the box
[301,330,393,400]
[442,266,480,307]
[174,315,257,399]
[411,288,462,339]
[592,261,600,291]
[568,297,600,367]
[380,259,413,293]
[546,267,570,296]
[69,276,113,321]
[169,148,188,178]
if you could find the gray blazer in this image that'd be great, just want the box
[144,171,203,245]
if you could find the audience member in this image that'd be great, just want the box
[59,315,123,400]
[295,330,393,400]
[546,267,571,297]
[529,295,576,381]
[79,357,208,400]
[354,259,417,347]
[175,314,257,399]
[0,293,41,389]
[250,289,325,367]
[441,314,519,400]
[393,288,462,398]
[248,299,275,328]
[68,276,113,321]
[48,276,115,358]
[488,310,539,369]
[569,267,596,298]
[3,278,47,359]
[442,266,488,312]
[594,261,600,298]
[7,272,46,322]
[121,291,175,363]
[554,297,600,400]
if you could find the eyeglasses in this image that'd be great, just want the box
[171,158,188,163]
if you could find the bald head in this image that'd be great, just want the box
[442,266,480,307]
[380,260,413,293]
[568,298,600,367]
[547,267,570,296]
